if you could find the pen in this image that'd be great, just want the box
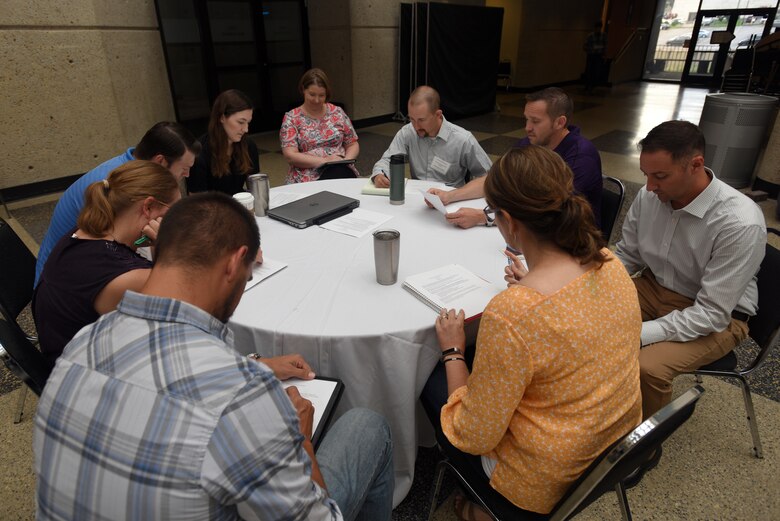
[134,235,149,246]
[499,247,525,266]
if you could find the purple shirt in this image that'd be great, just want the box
[516,126,602,227]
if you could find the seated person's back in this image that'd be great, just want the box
[33,160,180,362]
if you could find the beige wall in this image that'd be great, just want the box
[485,0,604,88]
[0,0,175,189]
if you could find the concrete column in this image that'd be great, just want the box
[0,0,175,189]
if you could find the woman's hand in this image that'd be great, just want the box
[140,217,163,245]
[504,250,528,287]
[435,308,466,351]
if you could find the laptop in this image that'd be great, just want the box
[268,191,360,229]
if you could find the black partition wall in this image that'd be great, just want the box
[399,2,503,120]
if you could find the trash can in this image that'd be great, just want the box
[698,93,778,188]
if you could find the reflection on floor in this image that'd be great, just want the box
[2,82,779,520]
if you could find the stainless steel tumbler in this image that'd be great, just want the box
[373,229,400,285]
[246,173,270,216]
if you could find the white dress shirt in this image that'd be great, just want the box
[615,168,766,346]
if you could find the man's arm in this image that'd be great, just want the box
[613,193,645,275]
[640,223,766,346]
[371,127,410,184]
[202,372,341,520]
[431,176,485,206]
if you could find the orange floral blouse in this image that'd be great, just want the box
[440,250,642,514]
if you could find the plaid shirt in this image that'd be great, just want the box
[34,291,341,521]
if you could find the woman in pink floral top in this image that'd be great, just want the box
[280,68,360,183]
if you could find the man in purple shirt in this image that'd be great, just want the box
[438,88,603,229]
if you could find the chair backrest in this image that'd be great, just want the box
[600,175,625,243]
[745,228,780,366]
[316,163,358,181]
[0,318,54,395]
[549,385,705,521]
[0,218,37,321]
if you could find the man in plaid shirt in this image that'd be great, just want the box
[33,193,394,520]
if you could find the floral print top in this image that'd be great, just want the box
[279,103,359,183]
[440,250,642,513]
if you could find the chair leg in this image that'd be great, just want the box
[13,385,28,424]
[735,375,763,459]
[694,374,703,384]
[614,482,633,521]
[427,460,447,521]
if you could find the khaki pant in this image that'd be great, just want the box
[634,271,749,420]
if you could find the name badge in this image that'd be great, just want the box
[430,156,451,175]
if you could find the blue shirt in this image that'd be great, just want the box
[34,290,341,520]
[517,126,603,227]
[35,147,136,286]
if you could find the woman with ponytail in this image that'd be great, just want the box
[33,160,180,362]
[421,146,642,519]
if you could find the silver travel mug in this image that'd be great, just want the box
[246,173,270,217]
[373,229,400,285]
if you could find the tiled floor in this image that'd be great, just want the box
[2,82,779,520]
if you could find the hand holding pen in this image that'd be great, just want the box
[134,217,163,247]
[501,246,528,287]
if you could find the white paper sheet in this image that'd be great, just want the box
[420,190,463,216]
[269,192,308,209]
[318,208,393,238]
[281,378,340,435]
[244,257,288,292]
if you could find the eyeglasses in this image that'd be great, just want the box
[483,205,496,224]
[152,198,171,209]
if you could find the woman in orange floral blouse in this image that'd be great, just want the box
[421,146,642,520]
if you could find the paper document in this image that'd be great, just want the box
[270,192,307,209]
[318,208,392,238]
[361,178,407,196]
[403,264,501,320]
[244,257,288,292]
[421,190,462,215]
[281,377,344,448]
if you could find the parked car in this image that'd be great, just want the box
[666,31,710,46]
[661,20,670,30]
[702,17,715,26]
[737,34,762,48]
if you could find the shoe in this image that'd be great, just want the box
[623,446,663,489]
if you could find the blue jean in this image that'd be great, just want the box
[317,408,394,521]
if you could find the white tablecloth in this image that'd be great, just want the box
[228,178,508,506]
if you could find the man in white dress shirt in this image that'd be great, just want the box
[371,86,491,189]
[614,120,766,419]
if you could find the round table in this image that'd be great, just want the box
[229,178,508,506]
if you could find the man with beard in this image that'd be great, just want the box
[435,87,603,229]
[371,85,491,189]
[33,193,394,521]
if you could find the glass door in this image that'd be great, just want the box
[682,8,775,87]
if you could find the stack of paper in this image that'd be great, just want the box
[403,264,502,320]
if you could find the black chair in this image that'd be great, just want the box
[316,162,358,181]
[601,175,625,244]
[0,218,53,422]
[497,60,512,91]
[689,227,780,459]
[427,385,706,521]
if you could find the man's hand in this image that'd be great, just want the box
[373,173,390,188]
[286,386,314,440]
[259,354,315,381]
[504,249,528,287]
[426,187,452,206]
[445,208,487,229]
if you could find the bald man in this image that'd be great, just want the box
[371,86,491,189]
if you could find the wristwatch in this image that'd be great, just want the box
[484,214,496,227]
